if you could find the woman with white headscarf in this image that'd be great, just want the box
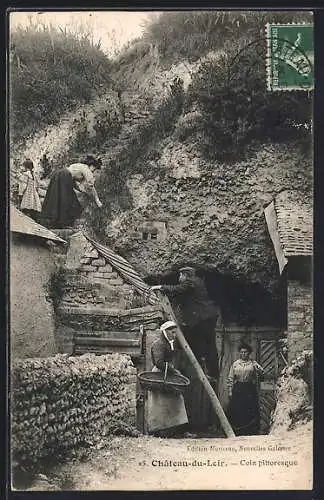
[147,320,189,436]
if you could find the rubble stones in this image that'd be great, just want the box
[11,353,137,468]
[270,351,313,434]
[92,259,106,267]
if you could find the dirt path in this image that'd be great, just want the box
[39,422,312,491]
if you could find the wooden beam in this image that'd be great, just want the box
[58,304,163,317]
[75,337,141,347]
[157,292,235,438]
[74,346,142,356]
[75,331,141,340]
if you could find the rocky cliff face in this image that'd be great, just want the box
[96,139,311,290]
[11,50,312,296]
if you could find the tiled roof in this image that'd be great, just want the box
[273,191,313,256]
[10,204,66,244]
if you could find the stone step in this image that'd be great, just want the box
[51,229,77,239]
[124,110,151,116]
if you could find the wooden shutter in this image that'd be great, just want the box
[258,339,278,434]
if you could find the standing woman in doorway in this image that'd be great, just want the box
[227,342,264,436]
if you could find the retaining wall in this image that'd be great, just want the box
[11,353,136,468]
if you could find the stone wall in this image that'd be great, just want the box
[47,228,166,433]
[55,302,164,433]
[61,231,145,310]
[287,280,313,362]
[11,353,137,469]
[47,230,150,354]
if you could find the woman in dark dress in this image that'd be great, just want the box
[41,155,103,228]
[227,342,264,436]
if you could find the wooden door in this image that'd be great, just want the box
[258,339,279,434]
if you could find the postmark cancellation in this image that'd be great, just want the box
[266,23,314,91]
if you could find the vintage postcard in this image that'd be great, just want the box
[8,9,313,491]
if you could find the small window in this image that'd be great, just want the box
[151,228,158,240]
[142,231,149,240]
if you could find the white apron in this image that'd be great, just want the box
[147,366,188,432]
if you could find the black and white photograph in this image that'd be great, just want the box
[8,9,313,491]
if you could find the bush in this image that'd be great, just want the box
[10,23,112,143]
[142,11,313,64]
[187,40,312,161]
[67,92,124,156]
[47,269,67,310]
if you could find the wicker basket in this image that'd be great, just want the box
[138,371,190,395]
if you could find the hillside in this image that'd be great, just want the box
[11,12,313,312]
[10,22,114,145]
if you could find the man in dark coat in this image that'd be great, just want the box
[151,266,219,380]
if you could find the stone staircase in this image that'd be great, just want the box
[98,90,157,165]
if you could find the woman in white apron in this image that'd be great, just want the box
[147,320,188,436]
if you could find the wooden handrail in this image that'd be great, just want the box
[157,291,235,438]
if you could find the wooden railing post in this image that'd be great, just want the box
[157,292,235,438]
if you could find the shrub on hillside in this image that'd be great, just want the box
[186,40,312,161]
[10,23,113,143]
[69,93,124,156]
[142,11,312,64]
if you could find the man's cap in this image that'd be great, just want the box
[160,320,177,331]
[179,266,195,273]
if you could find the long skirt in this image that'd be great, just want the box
[21,179,42,213]
[175,349,218,430]
[147,367,188,433]
[227,382,260,436]
[41,168,82,228]
[185,318,219,378]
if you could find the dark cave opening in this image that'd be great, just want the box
[145,268,288,437]
[204,270,287,329]
[147,268,287,329]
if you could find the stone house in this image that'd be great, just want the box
[264,190,313,362]
[10,204,66,359]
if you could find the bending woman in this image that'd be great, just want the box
[41,155,103,228]
[147,320,188,436]
[227,342,264,436]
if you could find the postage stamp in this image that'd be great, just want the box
[266,24,314,91]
